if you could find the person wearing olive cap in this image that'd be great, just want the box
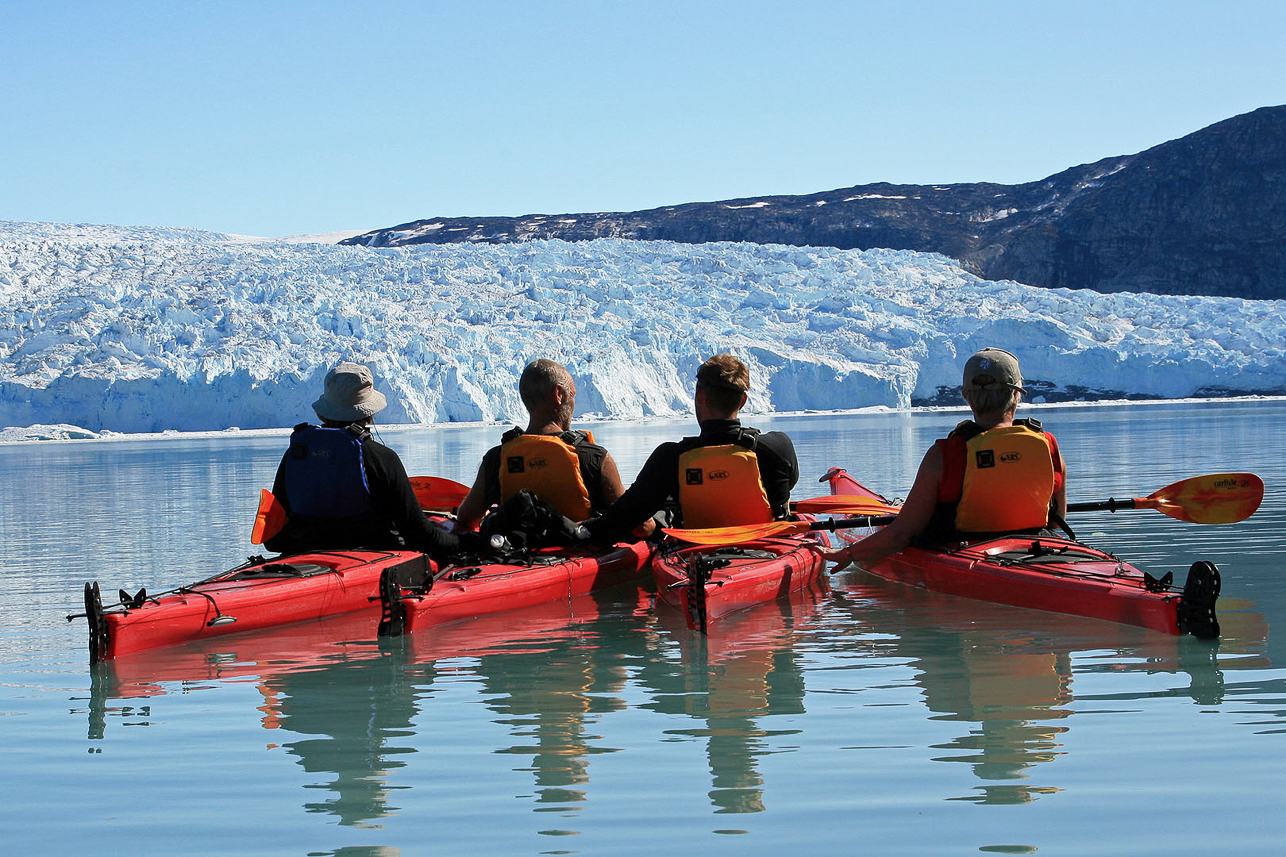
[582,353,799,543]
[811,347,1068,568]
[265,362,474,559]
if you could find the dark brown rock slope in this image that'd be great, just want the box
[343,106,1286,299]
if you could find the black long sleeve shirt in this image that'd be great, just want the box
[585,418,799,543]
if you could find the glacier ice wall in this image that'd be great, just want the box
[1,221,1283,433]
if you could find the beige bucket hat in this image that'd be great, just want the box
[312,362,388,422]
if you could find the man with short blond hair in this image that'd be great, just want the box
[583,353,798,543]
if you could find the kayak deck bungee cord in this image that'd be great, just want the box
[650,531,829,632]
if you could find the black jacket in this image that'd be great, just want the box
[585,418,798,543]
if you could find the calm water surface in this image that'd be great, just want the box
[2,401,1285,855]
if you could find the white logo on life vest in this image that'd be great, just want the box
[1000,452,1022,463]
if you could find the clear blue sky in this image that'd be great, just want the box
[4,1,1284,237]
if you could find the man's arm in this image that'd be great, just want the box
[366,443,465,560]
[455,460,491,531]
[757,431,800,514]
[599,452,656,538]
[584,444,677,543]
[1054,453,1068,520]
[810,445,943,568]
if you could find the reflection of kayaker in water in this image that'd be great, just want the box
[812,347,1068,567]
[265,362,477,559]
[583,353,800,542]
[456,359,652,538]
[641,595,817,814]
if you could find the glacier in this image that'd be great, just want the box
[1,219,1284,436]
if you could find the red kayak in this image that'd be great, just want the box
[822,468,1221,638]
[377,540,655,637]
[79,549,429,663]
[651,530,828,632]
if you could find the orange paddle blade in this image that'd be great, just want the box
[793,495,902,515]
[663,520,810,545]
[250,489,288,545]
[1143,472,1264,524]
[410,475,471,511]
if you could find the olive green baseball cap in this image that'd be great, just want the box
[962,347,1027,393]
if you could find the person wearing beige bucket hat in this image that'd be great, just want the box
[311,362,388,423]
[809,347,1069,568]
[264,362,478,559]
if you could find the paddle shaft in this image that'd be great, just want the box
[806,515,899,532]
[1068,498,1147,514]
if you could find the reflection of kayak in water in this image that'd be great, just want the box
[96,586,638,703]
[653,575,830,659]
[377,541,654,637]
[823,468,1223,638]
[398,586,646,661]
[828,573,1267,804]
[92,605,386,700]
[77,549,432,663]
[651,577,828,815]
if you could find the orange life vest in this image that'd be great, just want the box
[938,421,1056,533]
[676,442,773,529]
[498,432,594,522]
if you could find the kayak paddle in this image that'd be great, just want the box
[1069,472,1263,525]
[792,495,903,515]
[664,513,898,546]
[410,475,471,511]
[664,471,1264,546]
[250,489,288,545]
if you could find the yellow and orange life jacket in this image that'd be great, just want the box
[937,420,1060,533]
[498,432,595,522]
[676,441,773,529]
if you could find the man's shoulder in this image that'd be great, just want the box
[750,428,797,456]
[360,436,402,464]
[756,428,795,445]
[643,438,688,464]
[565,430,608,452]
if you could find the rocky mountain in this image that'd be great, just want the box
[343,106,1286,300]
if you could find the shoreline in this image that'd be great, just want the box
[3,394,1283,446]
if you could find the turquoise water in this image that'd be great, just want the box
[2,401,1284,855]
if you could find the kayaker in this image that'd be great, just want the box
[265,362,476,559]
[812,347,1068,568]
[581,353,799,542]
[456,359,653,536]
